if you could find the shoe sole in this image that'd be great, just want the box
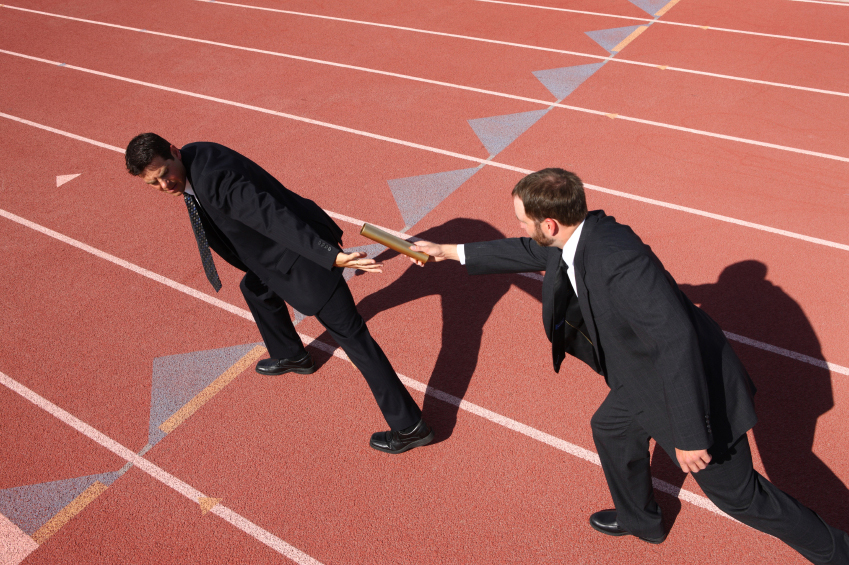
[369,430,435,454]
[589,519,666,544]
[255,364,317,376]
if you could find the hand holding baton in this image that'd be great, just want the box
[359,223,429,264]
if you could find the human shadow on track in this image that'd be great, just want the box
[350,218,542,443]
[649,260,849,533]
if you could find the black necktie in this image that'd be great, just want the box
[552,257,582,371]
[184,193,222,292]
[552,258,570,356]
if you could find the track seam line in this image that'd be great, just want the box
[175,1,849,98]
[0,370,324,565]
[474,0,849,46]
[0,210,841,523]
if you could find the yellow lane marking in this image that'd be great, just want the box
[32,481,108,544]
[701,25,710,30]
[159,345,267,434]
[199,497,223,515]
[606,113,618,119]
[657,65,668,70]
[655,0,682,17]
[611,25,648,52]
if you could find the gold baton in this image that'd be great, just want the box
[359,223,429,263]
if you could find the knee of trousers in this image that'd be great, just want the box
[329,313,371,343]
[590,410,626,443]
[698,472,760,518]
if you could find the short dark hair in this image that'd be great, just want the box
[511,168,587,226]
[125,133,173,176]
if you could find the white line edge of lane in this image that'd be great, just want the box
[789,0,849,5]
[7,27,849,170]
[284,333,733,521]
[0,204,837,525]
[181,0,849,98]
[0,206,254,322]
[7,193,842,378]
[6,46,849,168]
[3,101,849,254]
[474,0,849,47]
[0,370,324,565]
[6,6,849,104]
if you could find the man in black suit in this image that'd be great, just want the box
[410,168,848,563]
[124,133,432,454]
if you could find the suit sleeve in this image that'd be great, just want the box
[605,250,713,451]
[207,169,340,270]
[464,238,550,275]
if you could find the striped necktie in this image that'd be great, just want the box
[183,193,222,292]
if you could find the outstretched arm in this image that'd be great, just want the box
[408,241,460,266]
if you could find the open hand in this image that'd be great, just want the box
[335,251,382,273]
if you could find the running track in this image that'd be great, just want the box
[1,0,848,563]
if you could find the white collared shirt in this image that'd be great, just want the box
[457,219,585,296]
[561,220,585,296]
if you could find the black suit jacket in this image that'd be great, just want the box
[465,210,758,453]
[181,142,344,315]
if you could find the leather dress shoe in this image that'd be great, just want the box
[369,419,434,454]
[589,510,667,544]
[255,353,316,375]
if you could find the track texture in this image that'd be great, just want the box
[1,0,847,563]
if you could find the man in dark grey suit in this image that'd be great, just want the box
[410,168,848,563]
[125,133,432,454]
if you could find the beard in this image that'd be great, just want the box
[532,222,556,247]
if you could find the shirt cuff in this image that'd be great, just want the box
[457,244,466,265]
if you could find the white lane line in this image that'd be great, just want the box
[10,51,836,171]
[790,0,849,4]
[2,176,848,373]
[0,371,323,565]
[4,102,849,255]
[7,9,849,165]
[724,332,848,375]
[184,0,849,99]
[0,206,254,321]
[7,44,849,172]
[8,5,849,106]
[0,207,842,522]
[475,0,849,47]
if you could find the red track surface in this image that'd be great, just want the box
[1,0,847,563]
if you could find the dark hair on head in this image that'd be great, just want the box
[511,168,587,227]
[125,133,173,176]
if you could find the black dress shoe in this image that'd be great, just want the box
[369,419,434,454]
[589,510,666,544]
[255,353,316,375]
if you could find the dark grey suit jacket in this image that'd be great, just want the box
[465,210,758,453]
[181,142,344,315]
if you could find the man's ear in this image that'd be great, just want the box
[542,218,559,236]
[170,145,181,161]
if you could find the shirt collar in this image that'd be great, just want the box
[561,219,585,270]
[184,181,195,196]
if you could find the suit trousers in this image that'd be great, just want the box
[240,271,422,431]
[591,390,849,564]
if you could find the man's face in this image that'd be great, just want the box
[141,146,187,195]
[513,195,555,247]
